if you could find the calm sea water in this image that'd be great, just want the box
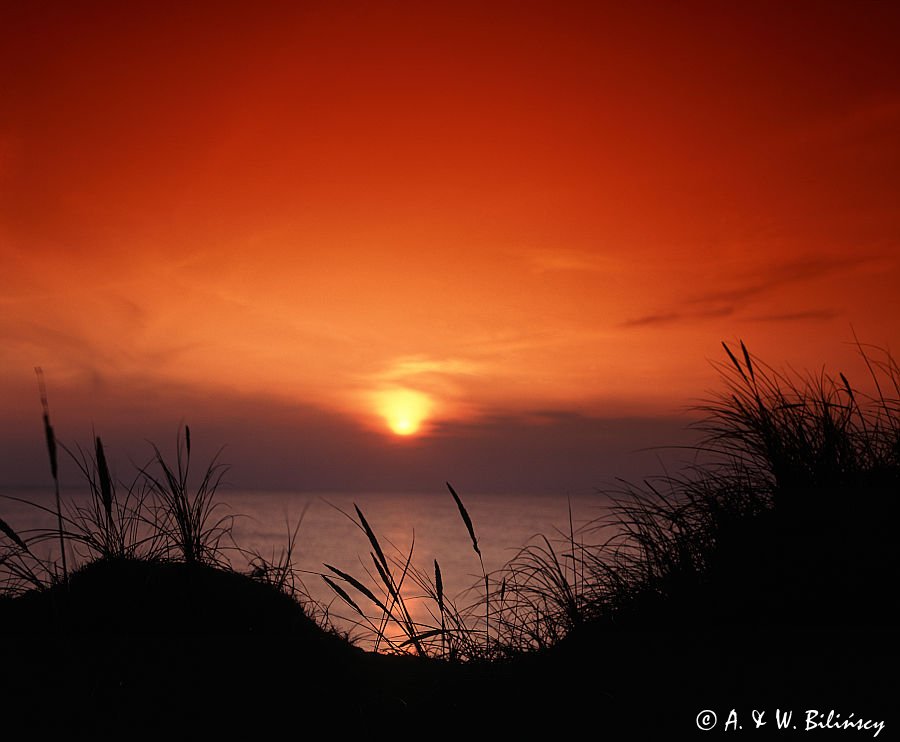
[1,487,616,645]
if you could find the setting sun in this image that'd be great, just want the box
[375,389,432,437]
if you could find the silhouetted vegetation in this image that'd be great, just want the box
[1,342,896,732]
[321,342,899,653]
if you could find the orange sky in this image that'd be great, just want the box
[2,2,899,490]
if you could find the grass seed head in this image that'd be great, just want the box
[446,482,480,557]
[0,517,28,552]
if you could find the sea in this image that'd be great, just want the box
[0,487,618,647]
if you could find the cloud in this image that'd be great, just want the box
[518,247,620,274]
[686,255,872,309]
[371,356,481,382]
[622,307,734,328]
[620,312,684,328]
[621,254,874,329]
[748,309,838,323]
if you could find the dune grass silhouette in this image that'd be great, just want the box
[1,341,896,732]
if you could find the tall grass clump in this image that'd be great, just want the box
[700,340,900,508]
[1,418,239,596]
[575,341,898,628]
[321,502,432,656]
[482,341,899,643]
[139,426,233,565]
[1,374,324,626]
[321,485,495,660]
[62,437,159,561]
[489,500,590,650]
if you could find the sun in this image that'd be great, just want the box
[390,416,417,436]
[374,388,431,437]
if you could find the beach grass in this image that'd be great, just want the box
[1,341,897,730]
[322,341,899,655]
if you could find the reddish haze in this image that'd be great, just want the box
[2,2,899,490]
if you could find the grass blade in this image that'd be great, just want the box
[35,367,67,582]
[446,482,480,557]
[722,342,748,383]
[324,563,389,613]
[0,517,28,552]
[354,504,389,572]
[322,575,365,617]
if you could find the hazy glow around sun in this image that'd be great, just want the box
[374,388,432,436]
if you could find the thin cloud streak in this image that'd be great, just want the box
[748,309,838,323]
[622,254,878,329]
[622,308,735,329]
[686,254,876,308]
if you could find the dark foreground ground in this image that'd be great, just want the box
[1,557,895,737]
